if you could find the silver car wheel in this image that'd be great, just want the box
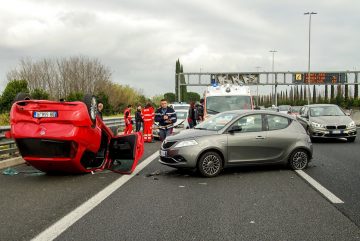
[201,154,221,176]
[290,151,308,170]
[198,151,223,177]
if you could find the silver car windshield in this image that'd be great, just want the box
[291,106,302,112]
[195,112,238,131]
[309,106,345,117]
[176,111,187,119]
[206,96,251,114]
[279,105,291,111]
[173,106,189,110]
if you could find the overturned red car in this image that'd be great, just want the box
[6,94,144,174]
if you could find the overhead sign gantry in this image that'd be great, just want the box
[176,71,360,105]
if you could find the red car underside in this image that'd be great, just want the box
[8,100,141,173]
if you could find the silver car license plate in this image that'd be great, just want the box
[33,111,58,118]
[160,150,167,157]
[332,130,341,134]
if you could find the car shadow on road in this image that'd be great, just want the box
[1,163,117,179]
[144,168,198,179]
[221,164,290,176]
[311,138,352,144]
[146,164,293,179]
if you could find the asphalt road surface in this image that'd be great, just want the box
[0,138,360,241]
[305,137,360,227]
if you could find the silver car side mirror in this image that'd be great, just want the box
[228,125,242,134]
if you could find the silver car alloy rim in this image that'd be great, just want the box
[292,151,308,169]
[202,155,221,175]
[90,97,97,120]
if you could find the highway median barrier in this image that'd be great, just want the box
[0,157,24,170]
[350,109,360,126]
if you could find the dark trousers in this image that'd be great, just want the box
[159,128,172,141]
[188,119,196,128]
[135,121,142,132]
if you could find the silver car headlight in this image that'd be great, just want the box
[347,121,356,128]
[311,121,325,128]
[174,140,198,148]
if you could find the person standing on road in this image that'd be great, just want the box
[123,104,133,134]
[135,105,143,132]
[187,102,197,128]
[197,98,205,123]
[97,102,104,120]
[155,99,177,141]
[142,103,155,142]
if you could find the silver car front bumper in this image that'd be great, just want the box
[158,145,201,168]
[309,127,357,138]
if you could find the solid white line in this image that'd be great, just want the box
[295,170,344,204]
[31,151,159,241]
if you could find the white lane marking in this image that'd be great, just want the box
[31,151,159,241]
[295,170,344,204]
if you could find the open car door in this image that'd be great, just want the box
[108,132,144,174]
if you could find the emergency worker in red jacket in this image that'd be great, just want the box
[123,105,133,134]
[142,103,155,142]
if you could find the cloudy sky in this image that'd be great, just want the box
[1,0,359,97]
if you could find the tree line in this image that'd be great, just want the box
[0,56,157,117]
[0,57,203,126]
[257,84,360,108]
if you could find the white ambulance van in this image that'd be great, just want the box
[204,83,254,117]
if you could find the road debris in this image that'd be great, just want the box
[2,167,19,176]
[24,171,45,176]
[145,170,161,177]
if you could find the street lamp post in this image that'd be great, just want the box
[269,50,277,106]
[255,66,261,106]
[304,12,317,105]
[199,67,202,83]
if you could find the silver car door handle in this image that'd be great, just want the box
[255,136,266,139]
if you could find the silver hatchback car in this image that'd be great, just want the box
[159,110,313,177]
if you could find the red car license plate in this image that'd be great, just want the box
[33,111,58,118]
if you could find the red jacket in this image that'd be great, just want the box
[142,107,155,123]
[124,108,132,125]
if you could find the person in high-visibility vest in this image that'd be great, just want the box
[123,104,133,134]
[142,103,155,142]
